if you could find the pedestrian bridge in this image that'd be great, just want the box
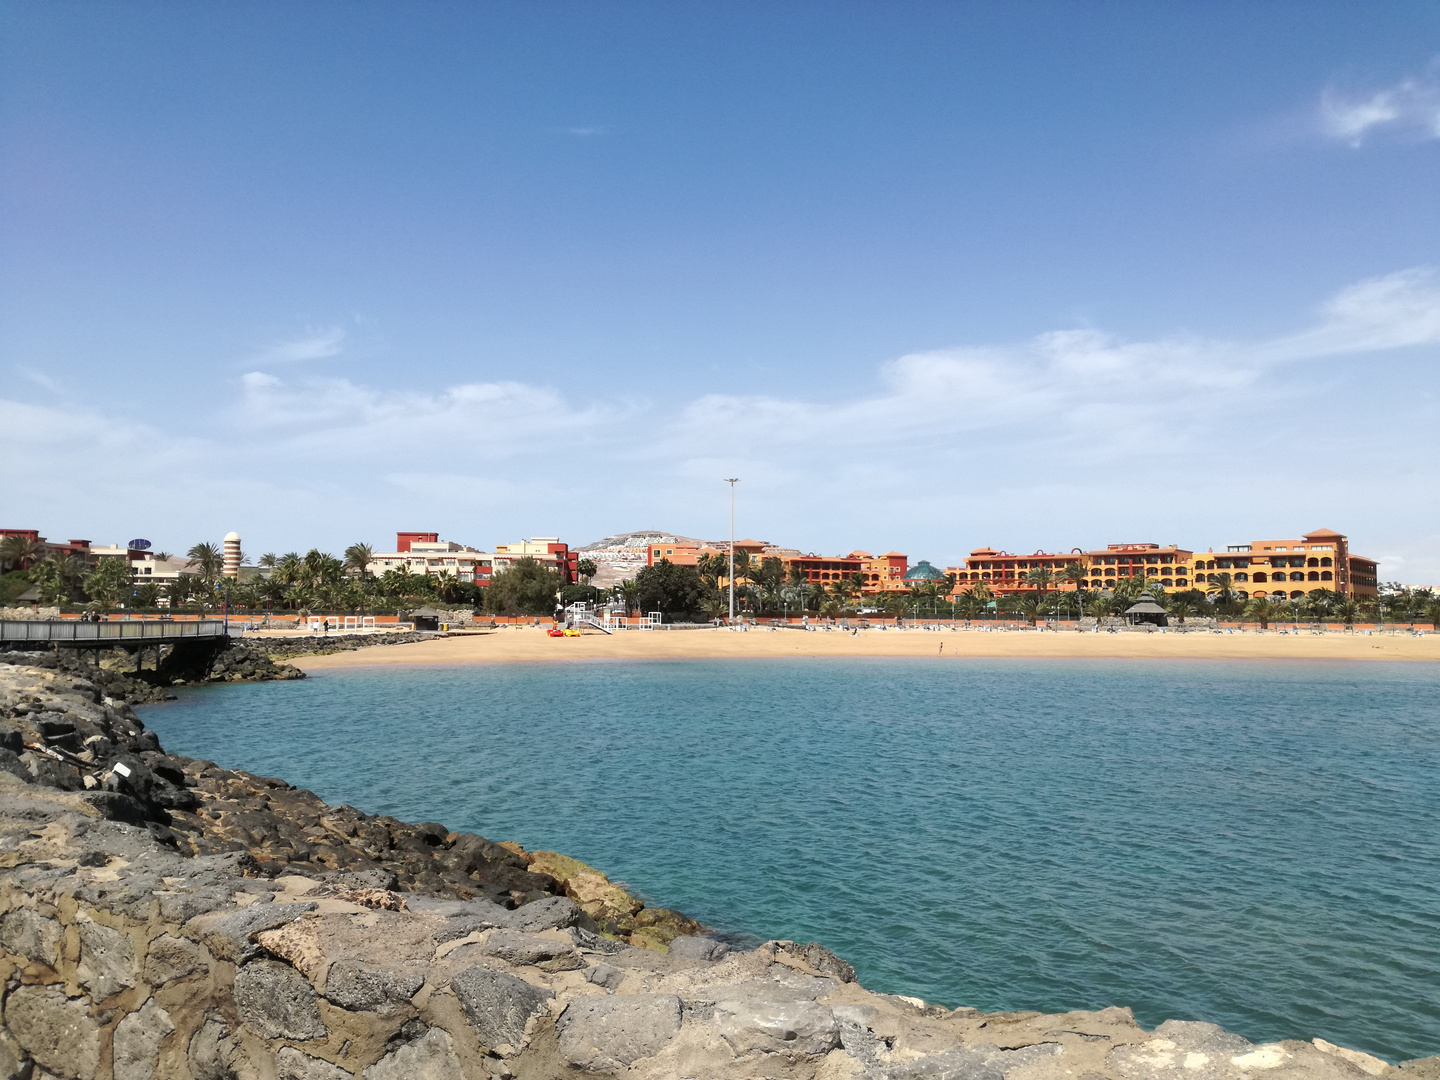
[0,619,229,647]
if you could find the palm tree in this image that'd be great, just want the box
[954,590,986,625]
[84,558,134,611]
[273,552,303,588]
[1204,572,1235,603]
[576,558,597,585]
[187,542,222,584]
[731,550,754,589]
[1424,598,1440,631]
[379,565,414,599]
[29,559,70,604]
[432,571,462,604]
[1024,567,1057,593]
[696,553,726,586]
[1306,588,1336,627]
[1057,561,1087,620]
[618,578,640,616]
[1088,593,1118,619]
[0,535,45,571]
[1335,599,1361,629]
[1016,593,1045,625]
[344,543,374,577]
[301,550,343,590]
[257,576,288,611]
[1244,596,1282,630]
[257,552,278,569]
[1169,598,1194,626]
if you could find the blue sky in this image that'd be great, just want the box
[3,3,1439,579]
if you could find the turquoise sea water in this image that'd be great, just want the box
[140,659,1440,1063]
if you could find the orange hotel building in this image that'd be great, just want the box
[646,539,910,594]
[947,527,1377,601]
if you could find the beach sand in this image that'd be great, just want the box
[288,624,1440,670]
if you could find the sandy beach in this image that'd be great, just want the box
[287,624,1440,670]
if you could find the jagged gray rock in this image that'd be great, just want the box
[142,931,205,984]
[188,1014,248,1080]
[277,1046,356,1080]
[76,918,137,999]
[714,986,841,1058]
[0,907,60,966]
[112,998,175,1080]
[360,1027,463,1080]
[324,960,426,1012]
[480,928,585,970]
[669,934,732,961]
[234,959,329,1040]
[450,964,554,1049]
[557,993,684,1071]
[4,985,103,1080]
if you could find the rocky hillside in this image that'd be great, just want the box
[0,657,1432,1079]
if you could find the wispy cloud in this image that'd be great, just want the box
[248,326,347,365]
[16,366,65,394]
[1319,62,1440,146]
[566,126,609,137]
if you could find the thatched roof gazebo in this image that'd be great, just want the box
[1124,592,1168,627]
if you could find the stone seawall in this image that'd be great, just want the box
[0,660,1432,1080]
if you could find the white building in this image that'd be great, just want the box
[89,545,194,587]
[365,536,493,585]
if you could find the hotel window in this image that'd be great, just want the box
[1236,574,1248,582]
[1321,571,1332,581]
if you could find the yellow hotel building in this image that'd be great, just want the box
[947,527,1377,601]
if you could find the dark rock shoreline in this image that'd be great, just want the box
[0,647,1434,1079]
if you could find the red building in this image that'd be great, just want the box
[395,532,440,553]
[0,529,93,561]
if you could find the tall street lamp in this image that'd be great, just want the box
[724,478,740,626]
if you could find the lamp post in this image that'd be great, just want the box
[723,478,740,626]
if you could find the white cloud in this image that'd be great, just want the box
[1319,63,1440,146]
[1260,268,1440,360]
[4,270,1440,579]
[566,126,609,137]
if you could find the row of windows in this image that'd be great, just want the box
[961,557,1343,579]
[1086,578,1185,587]
[1194,557,1334,570]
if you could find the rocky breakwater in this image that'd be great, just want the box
[237,632,448,662]
[1,663,1437,1079]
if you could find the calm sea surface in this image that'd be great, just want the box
[139,658,1440,1063]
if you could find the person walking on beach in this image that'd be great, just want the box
[939,641,944,655]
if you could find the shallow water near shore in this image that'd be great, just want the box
[141,658,1440,1063]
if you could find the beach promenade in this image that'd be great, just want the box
[287,624,1440,669]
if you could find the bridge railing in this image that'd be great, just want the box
[0,620,229,643]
